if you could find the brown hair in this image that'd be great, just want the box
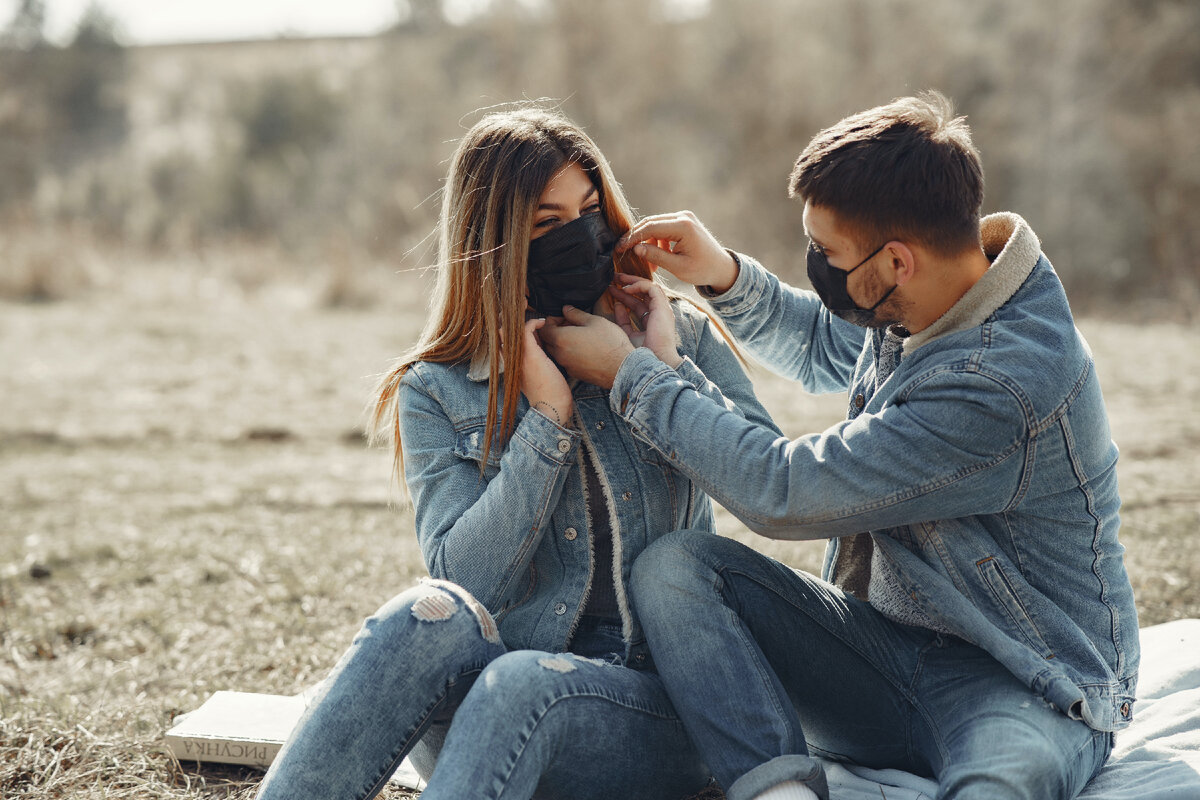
[788,90,984,255]
[370,105,675,484]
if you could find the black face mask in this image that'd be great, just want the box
[526,212,617,316]
[806,240,896,328]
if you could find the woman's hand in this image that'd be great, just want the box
[609,275,683,368]
[520,317,574,426]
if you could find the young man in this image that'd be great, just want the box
[539,92,1138,800]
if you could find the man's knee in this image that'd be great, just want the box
[939,715,1089,800]
[630,530,726,613]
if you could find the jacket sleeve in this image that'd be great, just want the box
[611,348,1026,540]
[672,304,782,436]
[702,252,866,393]
[399,368,579,610]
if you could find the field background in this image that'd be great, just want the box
[2,0,1199,797]
[2,266,1198,798]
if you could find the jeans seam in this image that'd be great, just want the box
[487,691,687,800]
[358,666,484,800]
[715,568,802,746]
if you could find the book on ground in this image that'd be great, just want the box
[166,690,424,790]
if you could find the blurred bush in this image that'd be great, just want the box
[0,0,1196,312]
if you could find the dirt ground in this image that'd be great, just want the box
[2,268,1198,798]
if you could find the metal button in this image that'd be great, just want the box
[854,394,865,409]
[1121,702,1131,717]
[621,491,633,501]
[554,602,567,615]
[595,420,605,430]
[564,527,578,541]
[556,438,570,454]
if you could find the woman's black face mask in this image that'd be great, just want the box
[805,240,895,328]
[526,212,617,316]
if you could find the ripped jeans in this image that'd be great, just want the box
[254,580,709,800]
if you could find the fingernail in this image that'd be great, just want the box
[634,244,647,255]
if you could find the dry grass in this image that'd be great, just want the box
[1,259,1197,798]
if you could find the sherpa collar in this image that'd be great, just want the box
[903,212,1041,355]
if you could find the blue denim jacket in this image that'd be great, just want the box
[610,213,1139,732]
[398,300,778,665]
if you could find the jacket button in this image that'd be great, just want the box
[554,602,567,615]
[1121,702,1131,717]
[564,527,578,541]
[595,420,605,430]
[556,438,570,454]
[622,491,633,501]
[854,394,865,409]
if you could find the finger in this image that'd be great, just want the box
[608,284,649,317]
[631,241,685,272]
[607,287,633,327]
[560,305,596,326]
[617,214,692,252]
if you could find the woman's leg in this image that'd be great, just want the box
[255,579,507,800]
[418,650,711,800]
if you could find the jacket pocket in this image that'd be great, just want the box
[495,562,538,622]
[453,423,504,470]
[976,556,1055,659]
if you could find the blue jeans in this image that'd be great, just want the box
[255,579,709,800]
[629,532,1113,800]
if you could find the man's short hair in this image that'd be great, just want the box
[789,91,984,255]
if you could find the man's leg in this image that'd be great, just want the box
[913,637,1112,800]
[630,531,936,800]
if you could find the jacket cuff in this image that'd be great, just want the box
[698,251,771,316]
[673,354,707,389]
[610,347,679,420]
[512,405,581,464]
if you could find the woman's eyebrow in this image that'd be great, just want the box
[537,185,597,211]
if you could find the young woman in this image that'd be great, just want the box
[254,106,778,800]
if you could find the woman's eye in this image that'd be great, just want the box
[583,203,602,215]
[534,217,560,229]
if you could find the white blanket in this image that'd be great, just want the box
[822,619,1200,799]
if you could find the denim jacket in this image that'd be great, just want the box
[398,300,778,666]
[610,213,1139,732]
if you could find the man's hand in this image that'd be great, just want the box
[539,308,635,390]
[618,211,739,293]
[608,276,682,368]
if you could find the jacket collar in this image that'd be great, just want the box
[466,351,499,382]
[904,212,1041,355]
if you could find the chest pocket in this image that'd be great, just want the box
[453,423,504,471]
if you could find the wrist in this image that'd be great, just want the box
[657,348,684,369]
[701,250,740,294]
[532,398,573,426]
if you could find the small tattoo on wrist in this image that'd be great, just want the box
[533,401,561,425]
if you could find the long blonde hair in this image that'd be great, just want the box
[371,106,724,484]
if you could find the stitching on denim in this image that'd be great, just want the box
[356,667,485,800]
[1059,411,1126,677]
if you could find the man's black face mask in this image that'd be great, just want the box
[805,240,896,328]
[526,212,616,316]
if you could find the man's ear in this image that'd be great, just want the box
[886,241,916,287]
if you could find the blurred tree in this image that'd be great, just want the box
[0,1,127,211]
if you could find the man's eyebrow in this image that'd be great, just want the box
[537,184,597,211]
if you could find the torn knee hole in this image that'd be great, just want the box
[417,578,502,644]
[411,589,457,622]
[537,656,577,673]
